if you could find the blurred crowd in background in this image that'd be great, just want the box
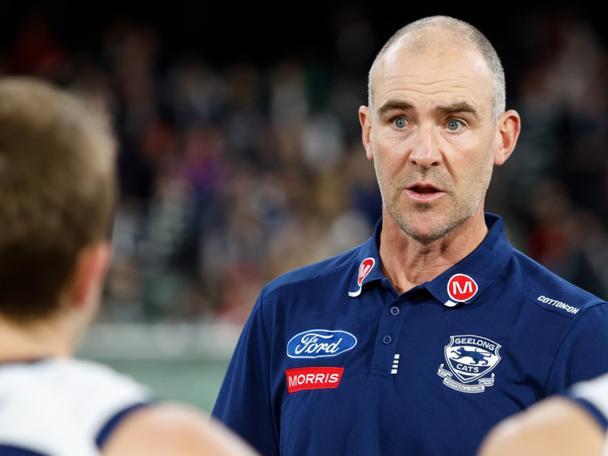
[1,7,607,326]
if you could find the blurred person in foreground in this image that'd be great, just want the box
[212,15,608,455]
[479,373,608,455]
[0,77,256,456]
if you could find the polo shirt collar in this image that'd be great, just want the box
[347,219,384,297]
[348,213,513,307]
[423,213,512,306]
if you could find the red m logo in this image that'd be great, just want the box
[452,281,473,295]
[447,274,478,302]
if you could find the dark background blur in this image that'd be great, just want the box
[2,3,607,328]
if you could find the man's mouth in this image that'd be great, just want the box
[404,183,446,202]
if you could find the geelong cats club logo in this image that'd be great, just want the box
[437,335,501,393]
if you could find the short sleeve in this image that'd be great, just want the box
[212,292,279,456]
[545,303,608,395]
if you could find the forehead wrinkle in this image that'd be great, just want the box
[375,80,485,103]
[380,86,479,97]
[377,87,482,105]
[375,77,490,115]
[377,74,484,91]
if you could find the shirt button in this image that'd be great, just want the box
[390,306,400,316]
[382,335,392,345]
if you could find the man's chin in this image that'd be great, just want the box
[392,212,457,244]
[404,226,449,243]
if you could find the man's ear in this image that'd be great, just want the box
[68,242,111,311]
[494,110,521,166]
[359,105,373,160]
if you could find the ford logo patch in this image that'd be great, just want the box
[286,329,358,359]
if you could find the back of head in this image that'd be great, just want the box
[0,77,116,323]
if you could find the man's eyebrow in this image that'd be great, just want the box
[436,102,480,120]
[377,100,414,116]
[377,100,480,121]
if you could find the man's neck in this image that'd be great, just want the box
[0,316,72,362]
[379,208,488,294]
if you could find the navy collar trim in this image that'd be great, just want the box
[0,356,48,367]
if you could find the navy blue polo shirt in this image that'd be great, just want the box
[213,213,608,455]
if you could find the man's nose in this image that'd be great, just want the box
[409,124,442,168]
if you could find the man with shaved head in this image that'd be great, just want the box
[213,16,608,455]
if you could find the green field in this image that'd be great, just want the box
[86,357,230,412]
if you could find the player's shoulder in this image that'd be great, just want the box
[0,360,60,412]
[103,403,257,456]
[512,249,607,319]
[569,371,608,409]
[16,358,150,439]
[262,244,362,298]
[27,357,150,401]
[0,360,101,455]
[479,396,604,456]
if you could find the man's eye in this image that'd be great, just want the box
[393,117,408,129]
[447,119,464,131]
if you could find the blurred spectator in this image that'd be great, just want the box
[2,9,606,326]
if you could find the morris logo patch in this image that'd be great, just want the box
[287,329,357,359]
[437,335,501,393]
[285,367,344,393]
